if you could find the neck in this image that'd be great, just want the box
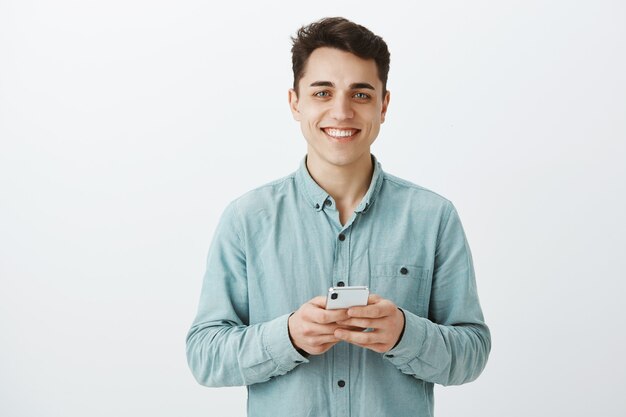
[306,153,374,208]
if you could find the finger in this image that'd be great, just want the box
[336,317,377,329]
[326,306,351,319]
[334,328,380,345]
[305,296,351,322]
[348,341,389,353]
[300,322,345,336]
[306,334,340,346]
[337,324,367,332]
[349,299,397,319]
[308,307,350,324]
[367,294,383,304]
[347,303,386,319]
[308,296,328,308]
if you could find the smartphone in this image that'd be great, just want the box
[325,286,369,310]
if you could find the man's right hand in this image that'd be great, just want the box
[287,296,352,355]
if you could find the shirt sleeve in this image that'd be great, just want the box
[186,201,309,387]
[383,202,491,386]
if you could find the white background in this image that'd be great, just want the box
[1,0,625,416]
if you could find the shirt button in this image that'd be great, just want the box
[337,380,346,388]
[386,354,394,358]
[294,360,303,363]
[324,199,332,207]
[337,281,345,287]
[315,203,320,209]
[400,267,408,275]
[338,234,346,241]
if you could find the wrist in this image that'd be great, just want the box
[288,312,309,357]
[391,307,406,350]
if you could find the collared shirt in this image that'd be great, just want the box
[186,155,490,417]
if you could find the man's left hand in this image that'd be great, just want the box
[334,294,405,353]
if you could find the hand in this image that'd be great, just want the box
[288,296,351,355]
[333,294,405,353]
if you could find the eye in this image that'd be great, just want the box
[314,91,330,98]
[354,92,371,100]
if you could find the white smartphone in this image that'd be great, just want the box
[325,286,370,310]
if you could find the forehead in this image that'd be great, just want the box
[300,47,381,89]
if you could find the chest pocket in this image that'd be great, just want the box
[369,264,429,316]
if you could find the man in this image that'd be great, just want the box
[187,17,490,417]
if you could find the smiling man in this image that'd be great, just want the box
[187,17,491,417]
[289,46,389,226]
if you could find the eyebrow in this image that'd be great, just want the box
[309,81,376,90]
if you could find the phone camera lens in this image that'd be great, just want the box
[331,293,338,300]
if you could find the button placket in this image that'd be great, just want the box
[332,226,351,417]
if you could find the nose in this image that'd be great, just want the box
[329,94,354,120]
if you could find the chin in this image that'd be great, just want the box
[322,153,364,167]
[306,141,371,168]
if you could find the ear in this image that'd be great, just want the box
[288,88,300,121]
[380,90,390,124]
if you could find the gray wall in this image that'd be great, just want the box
[1,1,625,416]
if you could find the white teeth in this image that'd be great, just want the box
[325,128,357,138]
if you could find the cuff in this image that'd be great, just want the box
[262,313,310,372]
[382,308,428,365]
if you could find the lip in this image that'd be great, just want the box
[321,127,361,142]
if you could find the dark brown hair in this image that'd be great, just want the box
[290,17,390,98]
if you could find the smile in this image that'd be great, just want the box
[321,128,360,139]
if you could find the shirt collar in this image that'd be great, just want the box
[295,154,384,213]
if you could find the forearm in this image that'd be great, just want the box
[185,202,311,387]
[382,202,491,386]
[186,313,309,387]
[384,309,491,386]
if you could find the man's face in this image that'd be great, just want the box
[288,47,390,170]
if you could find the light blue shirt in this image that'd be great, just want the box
[186,155,490,417]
